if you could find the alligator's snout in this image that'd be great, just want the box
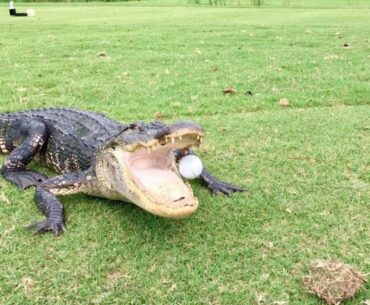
[106,121,204,152]
[153,121,203,140]
[153,126,170,139]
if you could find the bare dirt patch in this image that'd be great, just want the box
[303,261,366,304]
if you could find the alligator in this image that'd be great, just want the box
[0,108,243,236]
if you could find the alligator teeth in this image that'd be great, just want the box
[178,135,183,140]
[197,136,200,140]
[171,137,175,144]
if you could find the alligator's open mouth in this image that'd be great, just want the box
[123,128,204,218]
[86,121,204,219]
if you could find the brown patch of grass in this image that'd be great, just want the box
[279,98,290,106]
[107,271,125,287]
[302,261,367,305]
[223,87,236,94]
[0,192,10,204]
[19,276,36,295]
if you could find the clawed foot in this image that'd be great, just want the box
[208,180,245,195]
[27,219,65,236]
[201,169,245,195]
[2,170,48,189]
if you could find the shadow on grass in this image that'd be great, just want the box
[62,191,197,241]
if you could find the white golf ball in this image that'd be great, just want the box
[27,8,35,17]
[179,155,203,180]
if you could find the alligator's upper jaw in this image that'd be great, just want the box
[123,125,204,218]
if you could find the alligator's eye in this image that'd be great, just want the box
[129,122,145,132]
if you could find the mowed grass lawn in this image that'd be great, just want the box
[0,3,369,304]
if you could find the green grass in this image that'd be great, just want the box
[3,1,370,8]
[0,3,369,305]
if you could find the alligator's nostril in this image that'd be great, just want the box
[173,196,185,202]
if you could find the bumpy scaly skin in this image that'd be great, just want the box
[0,108,243,236]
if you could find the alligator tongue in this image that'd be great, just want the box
[135,167,188,203]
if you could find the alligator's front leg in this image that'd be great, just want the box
[1,121,48,189]
[174,149,245,195]
[29,169,95,236]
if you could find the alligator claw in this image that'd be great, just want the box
[27,219,65,236]
[201,168,245,195]
[209,180,245,195]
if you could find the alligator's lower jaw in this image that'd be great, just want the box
[127,147,199,218]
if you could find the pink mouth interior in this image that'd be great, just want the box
[128,149,193,206]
